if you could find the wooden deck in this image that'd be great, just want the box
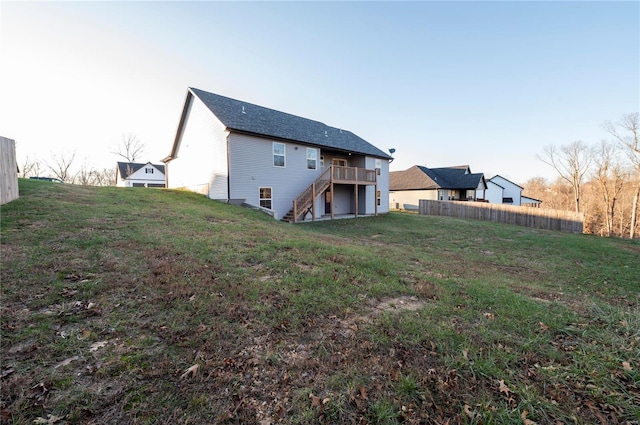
[287,166,378,223]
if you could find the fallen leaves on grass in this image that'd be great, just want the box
[89,341,107,352]
[308,393,330,409]
[33,414,64,424]
[1,368,15,379]
[497,379,511,396]
[180,364,199,379]
[622,361,632,371]
[521,410,537,425]
[359,385,368,400]
[53,356,78,369]
[309,393,321,408]
[463,404,474,418]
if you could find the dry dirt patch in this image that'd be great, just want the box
[374,296,426,313]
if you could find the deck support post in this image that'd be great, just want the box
[293,200,297,223]
[354,184,358,218]
[311,182,316,221]
[330,182,335,220]
[375,183,378,216]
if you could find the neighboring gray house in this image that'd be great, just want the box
[116,162,166,188]
[163,88,392,222]
[389,165,487,210]
[479,175,542,207]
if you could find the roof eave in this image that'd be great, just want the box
[165,90,195,163]
[229,128,392,159]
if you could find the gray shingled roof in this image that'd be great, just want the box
[189,87,392,159]
[390,165,486,191]
[117,162,165,179]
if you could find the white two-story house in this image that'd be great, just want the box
[116,162,166,188]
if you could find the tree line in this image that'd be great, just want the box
[529,112,639,239]
[17,134,144,187]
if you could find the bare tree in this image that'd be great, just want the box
[522,177,548,202]
[538,141,593,213]
[93,167,117,186]
[18,155,44,178]
[46,151,76,183]
[76,158,98,186]
[604,112,640,238]
[592,140,626,236]
[112,133,144,163]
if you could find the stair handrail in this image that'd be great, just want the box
[292,166,332,222]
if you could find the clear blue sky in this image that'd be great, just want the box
[1,1,638,184]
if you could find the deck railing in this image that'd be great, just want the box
[332,166,377,183]
[291,165,377,222]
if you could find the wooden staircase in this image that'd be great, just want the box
[282,167,332,223]
[282,165,378,223]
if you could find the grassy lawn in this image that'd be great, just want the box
[1,179,639,424]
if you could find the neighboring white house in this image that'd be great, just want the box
[389,165,487,210]
[116,162,166,188]
[163,87,393,222]
[478,175,541,207]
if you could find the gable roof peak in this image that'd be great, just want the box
[117,161,165,179]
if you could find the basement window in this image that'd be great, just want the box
[273,142,285,167]
[259,187,272,209]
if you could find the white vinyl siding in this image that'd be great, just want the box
[488,175,523,205]
[228,133,322,220]
[365,156,389,215]
[389,189,437,210]
[168,94,229,199]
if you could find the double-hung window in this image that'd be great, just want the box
[273,142,285,167]
[306,148,317,170]
[259,187,272,209]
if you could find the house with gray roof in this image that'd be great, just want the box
[389,165,487,210]
[116,162,166,188]
[163,88,393,222]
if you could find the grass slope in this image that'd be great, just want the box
[1,179,639,424]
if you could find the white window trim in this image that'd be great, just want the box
[259,187,273,210]
[306,148,317,170]
[273,142,285,168]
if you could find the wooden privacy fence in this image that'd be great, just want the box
[418,200,584,233]
[1,136,19,205]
